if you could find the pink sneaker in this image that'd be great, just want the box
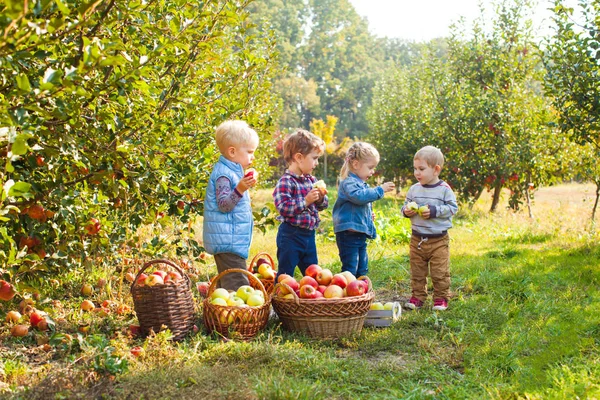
[405,297,424,310]
[432,298,448,311]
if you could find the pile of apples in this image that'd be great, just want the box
[4,298,52,338]
[275,264,370,299]
[251,256,276,281]
[133,268,184,287]
[208,285,266,308]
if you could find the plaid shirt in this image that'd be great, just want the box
[273,170,329,230]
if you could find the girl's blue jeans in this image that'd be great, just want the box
[276,222,318,278]
[335,230,369,277]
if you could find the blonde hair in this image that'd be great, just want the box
[339,142,380,180]
[215,120,259,154]
[283,129,325,165]
[414,145,444,169]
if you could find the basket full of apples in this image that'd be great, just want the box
[271,265,374,339]
[202,268,271,340]
[130,259,196,341]
[247,252,276,295]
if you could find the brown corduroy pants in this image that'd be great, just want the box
[409,234,451,302]
[213,253,250,291]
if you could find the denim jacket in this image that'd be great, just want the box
[332,172,384,239]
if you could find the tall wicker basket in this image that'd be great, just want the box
[271,282,374,339]
[247,252,276,295]
[130,259,196,341]
[202,269,271,340]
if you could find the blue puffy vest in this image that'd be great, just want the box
[203,156,253,258]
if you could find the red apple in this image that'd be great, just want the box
[323,284,344,299]
[196,281,210,298]
[130,346,144,357]
[84,218,101,235]
[299,285,320,299]
[29,311,44,328]
[346,280,366,297]
[135,273,148,287]
[316,268,333,285]
[27,204,46,221]
[128,324,141,337]
[0,280,17,301]
[152,270,168,280]
[357,276,371,292]
[164,271,182,284]
[331,274,348,289]
[279,277,299,295]
[244,168,258,179]
[317,285,327,295]
[277,273,293,283]
[299,276,318,289]
[304,264,322,279]
[177,200,185,210]
[80,300,95,311]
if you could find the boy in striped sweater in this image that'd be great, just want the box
[402,146,458,311]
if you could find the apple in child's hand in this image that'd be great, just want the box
[244,168,258,179]
[304,264,322,279]
[406,201,419,212]
[418,205,429,216]
[313,179,327,194]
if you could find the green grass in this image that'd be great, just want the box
[1,184,600,399]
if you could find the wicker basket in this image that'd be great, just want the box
[130,259,196,341]
[202,269,271,340]
[247,252,276,295]
[271,282,374,339]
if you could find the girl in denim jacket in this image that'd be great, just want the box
[332,143,395,277]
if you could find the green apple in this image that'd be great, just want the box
[418,205,429,216]
[211,288,230,301]
[406,201,419,211]
[210,297,228,306]
[370,302,384,311]
[246,293,265,307]
[383,302,395,310]
[236,285,254,302]
[227,296,245,306]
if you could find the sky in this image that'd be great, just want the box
[348,0,566,42]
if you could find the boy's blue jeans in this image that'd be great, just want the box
[276,222,319,278]
[335,230,368,277]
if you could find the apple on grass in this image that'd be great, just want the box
[11,324,29,337]
[304,264,322,279]
[29,311,44,328]
[80,300,95,312]
[130,346,144,357]
[81,283,93,297]
[5,311,22,323]
[196,282,210,298]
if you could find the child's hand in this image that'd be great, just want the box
[381,182,395,193]
[236,175,257,193]
[404,208,418,217]
[305,188,322,206]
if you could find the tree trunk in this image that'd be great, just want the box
[592,181,600,222]
[525,173,533,219]
[468,188,484,209]
[490,180,503,212]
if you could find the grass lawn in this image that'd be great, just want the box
[1,183,599,399]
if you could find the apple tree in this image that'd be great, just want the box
[0,1,278,286]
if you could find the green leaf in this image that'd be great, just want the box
[55,0,71,15]
[11,134,31,155]
[16,73,31,91]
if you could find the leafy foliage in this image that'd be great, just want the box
[0,1,278,283]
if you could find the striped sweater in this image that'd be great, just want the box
[401,180,458,237]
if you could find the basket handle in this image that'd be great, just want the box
[273,282,301,305]
[130,259,191,293]
[207,268,268,299]
[247,252,275,273]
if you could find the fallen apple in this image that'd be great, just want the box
[0,280,17,301]
[81,283,93,297]
[5,310,22,323]
[130,346,145,357]
[80,300,95,312]
[11,324,29,337]
[29,311,44,328]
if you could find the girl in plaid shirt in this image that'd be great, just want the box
[273,129,328,278]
